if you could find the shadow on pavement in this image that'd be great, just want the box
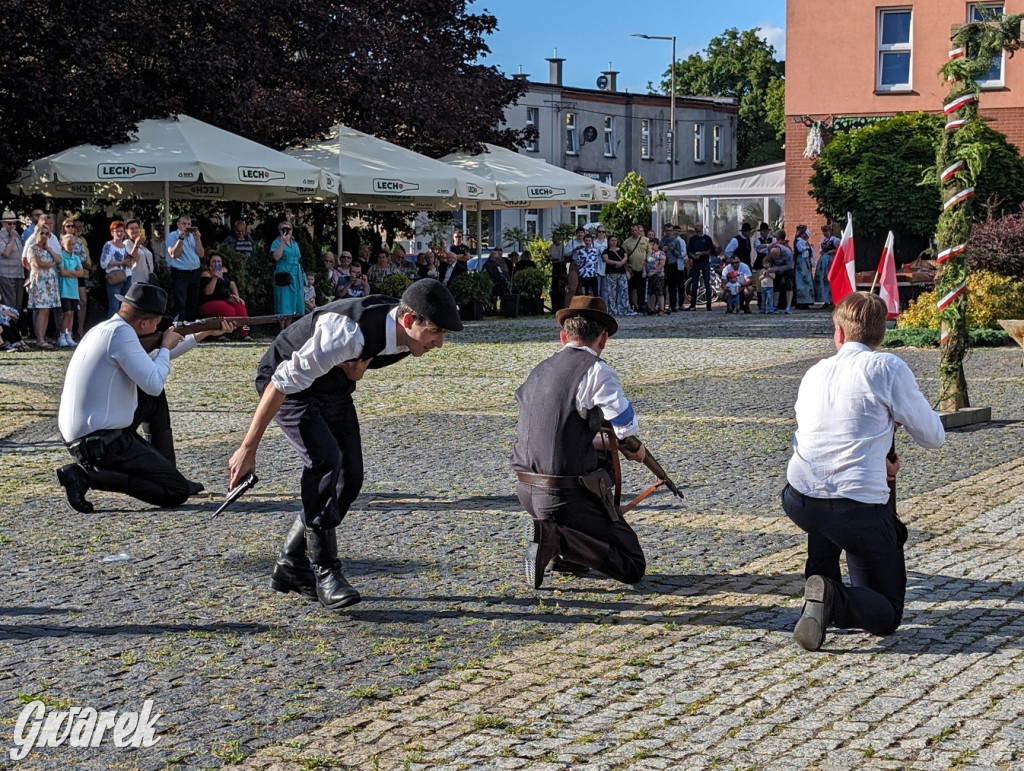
[0,620,275,642]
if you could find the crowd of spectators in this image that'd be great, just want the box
[551,220,840,318]
[0,209,843,353]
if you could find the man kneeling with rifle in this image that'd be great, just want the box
[57,283,233,512]
[512,295,681,589]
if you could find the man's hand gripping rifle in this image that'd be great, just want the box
[600,426,684,515]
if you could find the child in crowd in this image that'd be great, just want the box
[724,271,741,314]
[644,237,667,316]
[760,256,777,314]
[57,233,84,347]
[304,273,317,312]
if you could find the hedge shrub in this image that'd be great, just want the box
[897,270,1024,330]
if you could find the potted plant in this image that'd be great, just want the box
[499,290,521,318]
[511,267,549,315]
[379,272,412,298]
[449,272,494,321]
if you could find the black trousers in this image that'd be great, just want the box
[517,482,646,584]
[781,484,905,636]
[69,429,190,508]
[274,392,363,530]
[132,389,175,463]
[665,263,683,309]
[170,268,201,321]
[775,270,794,311]
[627,272,646,307]
[688,258,711,308]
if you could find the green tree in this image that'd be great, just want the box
[599,172,664,237]
[658,28,784,167]
[933,10,1024,411]
[809,112,1024,268]
[0,0,530,189]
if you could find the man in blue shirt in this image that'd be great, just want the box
[165,215,205,321]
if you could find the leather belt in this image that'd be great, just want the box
[516,471,579,489]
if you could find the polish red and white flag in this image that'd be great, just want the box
[827,213,856,304]
[878,231,900,320]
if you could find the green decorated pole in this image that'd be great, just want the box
[935,11,1023,411]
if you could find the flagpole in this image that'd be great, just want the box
[869,269,881,293]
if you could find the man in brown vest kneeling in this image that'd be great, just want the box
[511,295,649,589]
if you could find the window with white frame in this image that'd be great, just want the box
[640,119,652,159]
[526,108,539,152]
[968,3,1005,87]
[693,123,705,163]
[565,112,579,155]
[603,116,615,157]
[877,8,913,91]
[712,125,722,164]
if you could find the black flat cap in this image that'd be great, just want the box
[400,279,463,332]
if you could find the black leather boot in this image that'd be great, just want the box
[306,527,361,609]
[270,517,317,600]
[56,464,94,513]
[524,519,561,590]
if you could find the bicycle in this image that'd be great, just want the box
[683,270,723,307]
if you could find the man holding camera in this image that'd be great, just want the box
[165,214,205,321]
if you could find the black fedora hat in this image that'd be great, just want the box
[116,282,168,316]
[555,295,618,336]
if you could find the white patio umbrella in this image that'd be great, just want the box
[441,143,618,256]
[440,143,618,207]
[10,115,339,229]
[286,124,499,253]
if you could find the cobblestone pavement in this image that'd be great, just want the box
[0,309,1022,770]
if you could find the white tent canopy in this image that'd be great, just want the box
[650,162,786,237]
[651,161,784,199]
[285,124,498,209]
[10,114,339,205]
[441,143,618,209]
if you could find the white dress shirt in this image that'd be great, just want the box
[787,342,945,504]
[58,316,199,442]
[722,262,752,282]
[566,343,640,439]
[271,307,406,394]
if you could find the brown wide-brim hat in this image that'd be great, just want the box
[555,296,618,336]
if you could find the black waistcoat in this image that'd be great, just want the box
[256,296,408,398]
[511,346,601,476]
[733,235,752,267]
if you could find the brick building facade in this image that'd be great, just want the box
[785,1,1024,236]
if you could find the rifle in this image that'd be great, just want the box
[139,314,298,352]
[887,430,909,547]
[601,429,684,516]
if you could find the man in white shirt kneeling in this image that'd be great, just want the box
[56,282,227,513]
[783,292,945,651]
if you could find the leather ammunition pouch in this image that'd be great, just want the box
[577,468,619,521]
[65,429,122,465]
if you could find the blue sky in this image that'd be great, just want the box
[469,0,787,94]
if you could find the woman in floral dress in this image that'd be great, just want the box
[25,223,62,347]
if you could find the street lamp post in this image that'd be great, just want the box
[632,33,676,166]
